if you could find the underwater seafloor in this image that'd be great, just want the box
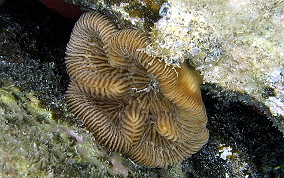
[0,0,283,177]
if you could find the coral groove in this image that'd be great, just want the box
[65,12,208,167]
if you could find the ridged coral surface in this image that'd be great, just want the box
[65,12,208,167]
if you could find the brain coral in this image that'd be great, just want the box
[65,12,208,167]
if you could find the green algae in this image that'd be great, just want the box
[0,86,105,177]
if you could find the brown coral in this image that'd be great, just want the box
[65,12,208,167]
